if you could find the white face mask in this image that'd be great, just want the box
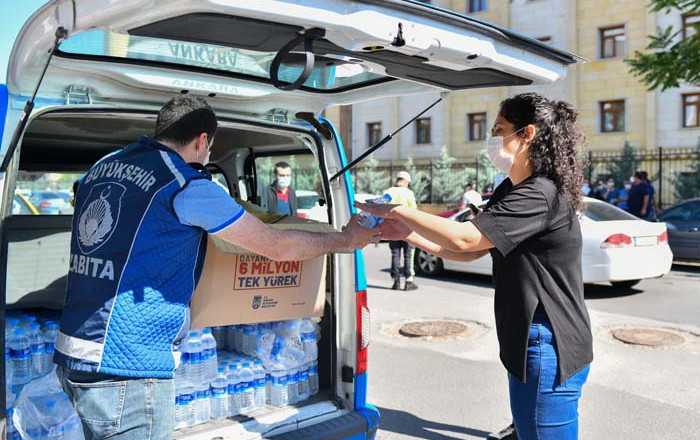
[485,127,527,174]
[629,176,635,184]
[277,176,291,188]
[624,184,631,190]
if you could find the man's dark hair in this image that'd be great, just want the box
[274,161,291,174]
[154,97,217,147]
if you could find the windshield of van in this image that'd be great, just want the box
[58,30,385,91]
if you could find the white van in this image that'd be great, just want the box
[0,1,578,438]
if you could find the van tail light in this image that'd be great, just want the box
[657,230,668,244]
[601,233,633,249]
[39,202,51,207]
[356,290,370,375]
[297,213,308,219]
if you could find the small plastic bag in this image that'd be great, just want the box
[12,367,84,440]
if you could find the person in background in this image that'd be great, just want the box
[581,179,591,197]
[458,182,483,211]
[384,171,419,291]
[613,179,631,210]
[640,171,656,221]
[482,184,495,200]
[627,171,652,219]
[591,180,606,201]
[359,93,592,440]
[603,178,617,203]
[261,161,298,216]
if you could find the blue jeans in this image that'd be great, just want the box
[57,367,175,440]
[509,316,590,440]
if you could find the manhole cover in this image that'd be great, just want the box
[399,321,469,338]
[611,328,685,347]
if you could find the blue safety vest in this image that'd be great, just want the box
[54,136,208,378]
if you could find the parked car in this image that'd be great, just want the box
[1,0,579,437]
[657,198,700,261]
[28,190,69,215]
[415,197,673,288]
[12,192,39,215]
[296,189,329,222]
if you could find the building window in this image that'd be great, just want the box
[416,118,432,144]
[537,36,552,44]
[467,113,487,141]
[367,122,382,146]
[600,100,626,133]
[468,0,487,13]
[599,25,626,59]
[683,93,700,128]
[683,13,700,39]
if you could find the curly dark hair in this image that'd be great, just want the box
[498,92,586,213]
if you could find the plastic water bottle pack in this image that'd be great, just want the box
[173,318,321,428]
[357,194,392,228]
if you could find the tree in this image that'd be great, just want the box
[430,146,468,204]
[626,0,700,91]
[607,141,641,186]
[403,157,430,203]
[353,156,389,195]
[476,149,498,192]
[674,138,700,201]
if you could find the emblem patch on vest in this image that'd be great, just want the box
[77,182,126,254]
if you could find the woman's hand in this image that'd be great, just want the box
[354,201,400,219]
[378,218,412,241]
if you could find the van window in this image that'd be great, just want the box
[16,172,84,215]
[254,154,327,222]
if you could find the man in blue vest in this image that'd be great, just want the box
[54,97,378,440]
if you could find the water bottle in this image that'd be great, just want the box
[356,194,392,228]
[239,362,256,413]
[210,367,229,419]
[252,360,266,409]
[201,328,218,382]
[178,385,197,428]
[256,325,275,365]
[300,318,318,363]
[269,364,289,407]
[183,332,203,385]
[28,323,45,378]
[240,324,256,356]
[7,408,20,440]
[235,325,244,354]
[10,328,32,386]
[308,360,319,396]
[287,364,299,404]
[211,326,226,350]
[225,325,236,352]
[297,361,310,401]
[227,363,242,416]
[194,383,211,424]
[42,322,58,376]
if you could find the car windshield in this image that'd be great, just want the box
[58,30,385,91]
[583,200,639,221]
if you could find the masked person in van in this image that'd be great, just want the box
[261,161,299,216]
[357,93,593,440]
[54,97,380,440]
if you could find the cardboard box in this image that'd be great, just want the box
[190,215,337,328]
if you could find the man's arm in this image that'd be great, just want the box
[214,213,378,261]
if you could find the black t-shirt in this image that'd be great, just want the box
[627,182,651,217]
[472,175,593,383]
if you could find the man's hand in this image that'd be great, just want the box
[378,219,412,241]
[354,201,399,219]
[343,215,382,249]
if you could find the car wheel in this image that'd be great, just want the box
[611,279,641,289]
[414,249,444,276]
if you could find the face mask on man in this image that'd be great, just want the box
[485,126,527,174]
[630,176,636,184]
[624,184,631,190]
[277,176,291,188]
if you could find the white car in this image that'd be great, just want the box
[415,197,673,288]
[296,189,328,222]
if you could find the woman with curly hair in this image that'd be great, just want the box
[357,92,593,440]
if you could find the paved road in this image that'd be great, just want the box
[361,243,700,440]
